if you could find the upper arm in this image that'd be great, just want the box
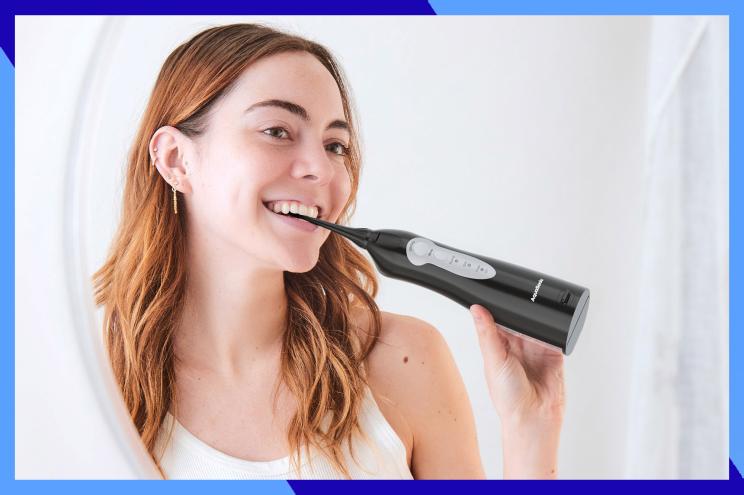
[362,310,486,479]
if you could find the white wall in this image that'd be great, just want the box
[16,15,653,478]
[15,16,158,479]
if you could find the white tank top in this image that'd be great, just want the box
[154,385,414,479]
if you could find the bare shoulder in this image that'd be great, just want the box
[351,306,451,394]
[357,308,468,422]
[353,306,447,368]
[350,306,485,478]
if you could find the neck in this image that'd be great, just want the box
[173,232,288,379]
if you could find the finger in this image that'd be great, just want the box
[469,304,510,369]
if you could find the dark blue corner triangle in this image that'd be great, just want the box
[0,14,12,66]
[732,458,742,480]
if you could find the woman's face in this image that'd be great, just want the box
[182,51,353,273]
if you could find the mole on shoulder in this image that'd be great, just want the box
[403,356,409,363]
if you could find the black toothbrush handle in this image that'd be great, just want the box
[364,229,590,355]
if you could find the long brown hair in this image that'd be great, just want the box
[91,23,382,479]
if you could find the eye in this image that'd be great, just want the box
[262,127,290,139]
[326,142,350,156]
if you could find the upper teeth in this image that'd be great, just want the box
[266,201,320,219]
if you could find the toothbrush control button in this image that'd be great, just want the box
[411,241,429,257]
[433,249,450,262]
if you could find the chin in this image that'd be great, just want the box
[280,252,320,274]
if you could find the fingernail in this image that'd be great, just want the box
[471,307,481,321]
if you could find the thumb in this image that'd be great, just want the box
[469,304,510,370]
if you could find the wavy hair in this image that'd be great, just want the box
[91,23,382,479]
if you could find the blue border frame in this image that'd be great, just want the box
[3,0,740,490]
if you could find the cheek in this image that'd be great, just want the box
[194,168,258,222]
[217,133,283,173]
[337,168,353,203]
[239,136,292,167]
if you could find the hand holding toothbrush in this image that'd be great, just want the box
[470,303,565,479]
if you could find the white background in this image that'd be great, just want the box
[14,15,727,478]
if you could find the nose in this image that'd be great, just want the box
[290,138,337,185]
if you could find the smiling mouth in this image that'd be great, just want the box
[262,201,324,220]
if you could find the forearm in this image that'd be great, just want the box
[501,418,562,479]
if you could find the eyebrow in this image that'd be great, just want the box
[245,99,349,133]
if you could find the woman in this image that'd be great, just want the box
[92,23,565,480]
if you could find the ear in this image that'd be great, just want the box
[149,126,194,194]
